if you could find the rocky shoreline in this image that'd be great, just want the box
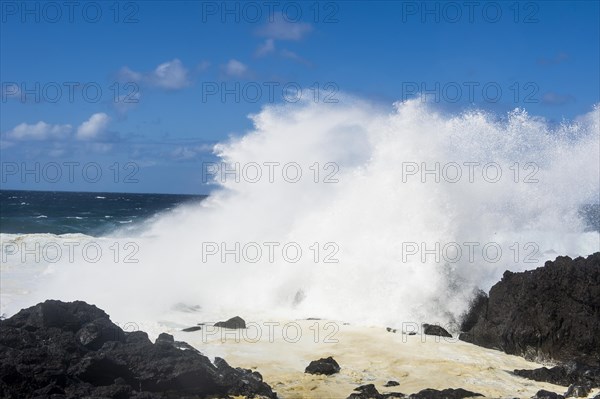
[1,253,599,398]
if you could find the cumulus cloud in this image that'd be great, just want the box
[221,59,252,79]
[255,39,275,57]
[76,113,110,140]
[113,92,142,117]
[169,144,213,160]
[6,121,72,140]
[257,15,312,41]
[254,16,312,63]
[118,59,191,90]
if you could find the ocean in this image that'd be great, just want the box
[0,190,206,236]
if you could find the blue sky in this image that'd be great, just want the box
[1,0,598,194]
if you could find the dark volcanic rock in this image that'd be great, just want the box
[532,390,564,399]
[513,362,600,388]
[304,356,340,375]
[346,384,404,399]
[564,383,591,397]
[348,384,381,398]
[409,388,483,399]
[384,380,400,387]
[0,300,276,399]
[214,316,246,329]
[422,324,452,338]
[459,253,600,365]
[182,326,202,332]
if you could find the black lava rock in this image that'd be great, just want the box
[564,383,591,398]
[214,316,246,329]
[305,356,340,375]
[408,388,483,399]
[513,362,600,388]
[0,300,276,399]
[384,380,400,387]
[346,384,404,399]
[422,324,452,338]
[182,326,202,332]
[459,253,600,365]
[532,390,564,399]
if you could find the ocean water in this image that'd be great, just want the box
[1,98,599,330]
[0,190,206,236]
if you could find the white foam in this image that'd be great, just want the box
[2,97,599,328]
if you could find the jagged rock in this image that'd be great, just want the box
[0,300,276,399]
[532,390,564,399]
[346,383,404,399]
[349,384,381,398]
[305,356,340,375]
[422,324,452,338]
[409,388,483,398]
[513,362,600,388]
[214,316,246,329]
[564,383,591,397]
[459,253,600,365]
[459,289,488,332]
[182,326,202,332]
[384,380,400,387]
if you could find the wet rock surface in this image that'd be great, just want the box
[304,356,340,375]
[0,300,276,399]
[422,324,452,338]
[459,253,600,366]
[408,388,484,399]
[214,316,246,329]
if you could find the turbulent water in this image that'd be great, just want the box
[1,97,599,329]
[0,190,206,235]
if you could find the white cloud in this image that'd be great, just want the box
[255,39,275,57]
[113,92,141,116]
[6,121,72,140]
[76,113,110,140]
[280,49,312,66]
[541,92,575,106]
[151,59,190,89]
[257,15,312,41]
[222,59,251,78]
[118,59,191,90]
[170,144,212,160]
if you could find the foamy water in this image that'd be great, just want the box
[1,97,599,329]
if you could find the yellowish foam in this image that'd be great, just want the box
[168,320,583,399]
